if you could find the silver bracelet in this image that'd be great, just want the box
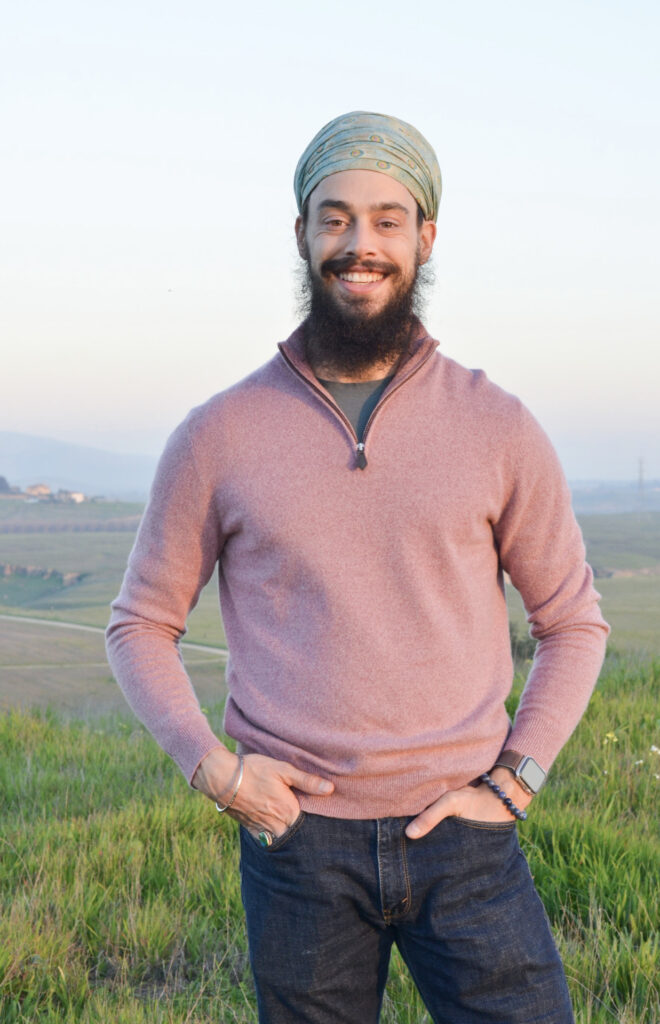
[215,754,244,813]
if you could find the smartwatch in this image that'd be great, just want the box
[494,749,546,796]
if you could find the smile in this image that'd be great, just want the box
[338,271,385,283]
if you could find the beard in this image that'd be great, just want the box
[297,252,433,378]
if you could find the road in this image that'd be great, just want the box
[0,612,228,659]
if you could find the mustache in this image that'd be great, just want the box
[320,255,399,277]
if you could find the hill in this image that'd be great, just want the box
[570,480,660,514]
[1,654,657,1022]
[0,432,157,501]
[3,430,657,510]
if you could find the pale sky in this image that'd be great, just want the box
[2,0,658,480]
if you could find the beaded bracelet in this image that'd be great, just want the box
[215,754,244,814]
[480,772,527,821]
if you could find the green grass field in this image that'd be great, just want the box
[0,498,142,525]
[0,657,658,1023]
[1,498,659,1021]
[1,501,659,653]
[578,512,660,573]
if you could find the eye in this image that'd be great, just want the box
[378,219,398,230]
[322,216,347,230]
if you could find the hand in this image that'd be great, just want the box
[192,745,334,840]
[405,767,532,839]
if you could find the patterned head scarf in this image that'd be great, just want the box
[294,110,442,222]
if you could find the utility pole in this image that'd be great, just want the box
[637,457,645,511]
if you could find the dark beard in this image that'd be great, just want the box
[297,255,432,378]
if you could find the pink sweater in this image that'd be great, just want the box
[106,326,609,818]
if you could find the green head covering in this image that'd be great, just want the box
[294,110,442,222]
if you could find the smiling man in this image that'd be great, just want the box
[297,168,435,384]
[107,111,608,1023]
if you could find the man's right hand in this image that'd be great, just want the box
[192,746,334,840]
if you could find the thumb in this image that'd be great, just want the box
[406,791,457,839]
[284,765,334,796]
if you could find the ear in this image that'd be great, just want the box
[418,220,437,265]
[295,215,308,259]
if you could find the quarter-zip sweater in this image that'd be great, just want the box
[106,326,609,818]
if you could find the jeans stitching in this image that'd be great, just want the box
[398,824,412,917]
[241,812,572,1022]
[244,810,306,853]
[268,810,306,851]
[376,819,390,924]
[452,817,517,832]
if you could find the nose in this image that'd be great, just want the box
[343,217,378,260]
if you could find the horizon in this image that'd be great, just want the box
[2,2,658,481]
[2,428,659,491]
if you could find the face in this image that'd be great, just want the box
[295,169,436,320]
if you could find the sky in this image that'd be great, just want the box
[2,0,659,480]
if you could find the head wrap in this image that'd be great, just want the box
[294,110,442,222]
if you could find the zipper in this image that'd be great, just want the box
[279,340,437,471]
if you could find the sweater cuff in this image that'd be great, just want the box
[165,721,226,786]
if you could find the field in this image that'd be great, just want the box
[1,498,659,1021]
[0,499,227,715]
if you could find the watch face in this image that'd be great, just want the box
[520,757,546,793]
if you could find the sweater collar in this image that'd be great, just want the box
[277,319,438,389]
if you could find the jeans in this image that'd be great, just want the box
[239,813,574,1024]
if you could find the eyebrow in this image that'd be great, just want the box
[316,199,410,216]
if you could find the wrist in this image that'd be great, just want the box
[488,767,533,810]
[493,749,546,796]
[192,745,239,799]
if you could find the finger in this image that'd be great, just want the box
[228,805,292,836]
[246,824,283,846]
[235,796,301,839]
[281,765,334,795]
[406,792,457,840]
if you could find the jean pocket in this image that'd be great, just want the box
[245,811,306,853]
[451,816,517,832]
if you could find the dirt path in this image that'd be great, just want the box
[0,612,228,659]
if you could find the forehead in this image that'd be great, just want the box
[307,169,417,214]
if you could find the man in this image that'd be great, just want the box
[107,111,609,1023]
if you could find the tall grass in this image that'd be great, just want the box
[1,654,658,1022]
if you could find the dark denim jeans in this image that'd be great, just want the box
[239,813,574,1024]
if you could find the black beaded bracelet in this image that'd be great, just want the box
[480,772,527,821]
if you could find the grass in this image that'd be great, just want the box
[0,617,227,718]
[579,511,660,572]
[2,502,657,651]
[506,574,660,659]
[590,576,660,656]
[1,500,659,1019]
[0,521,226,643]
[0,497,143,524]
[1,655,659,1023]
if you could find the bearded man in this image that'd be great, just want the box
[107,111,609,1023]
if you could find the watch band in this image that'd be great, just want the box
[493,749,546,795]
[494,749,525,773]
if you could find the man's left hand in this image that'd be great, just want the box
[405,767,533,839]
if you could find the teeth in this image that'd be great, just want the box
[338,272,384,283]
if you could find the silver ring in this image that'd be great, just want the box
[258,830,274,848]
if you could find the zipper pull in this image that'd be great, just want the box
[355,442,367,470]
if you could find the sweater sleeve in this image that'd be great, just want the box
[492,406,609,771]
[105,416,225,782]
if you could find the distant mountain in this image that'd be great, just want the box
[2,430,657,511]
[0,432,158,501]
[569,480,660,514]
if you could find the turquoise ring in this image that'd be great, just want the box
[258,830,274,848]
